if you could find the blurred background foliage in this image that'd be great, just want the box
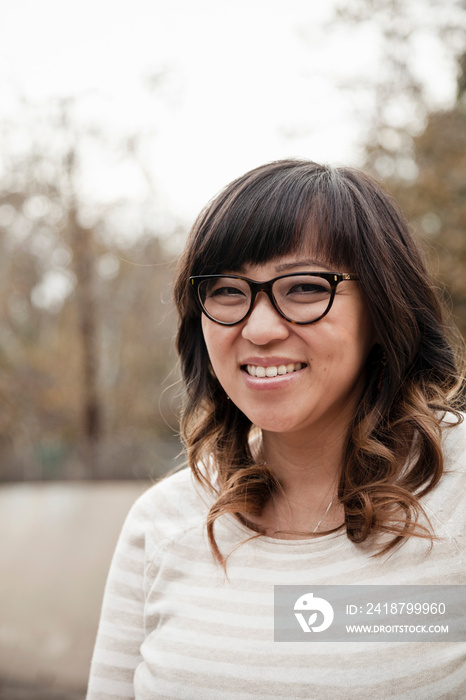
[346,0,466,335]
[0,100,182,481]
[1,0,465,482]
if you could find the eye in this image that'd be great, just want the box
[209,285,246,298]
[287,282,328,295]
[201,278,250,306]
[275,275,332,305]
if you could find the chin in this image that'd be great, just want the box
[244,412,306,435]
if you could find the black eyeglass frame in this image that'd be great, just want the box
[189,272,359,326]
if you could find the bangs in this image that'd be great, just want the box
[189,160,361,276]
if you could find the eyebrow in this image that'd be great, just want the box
[274,259,333,272]
[231,258,334,276]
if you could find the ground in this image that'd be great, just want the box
[0,481,149,699]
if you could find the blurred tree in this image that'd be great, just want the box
[378,52,466,334]
[328,1,466,332]
[0,98,181,481]
[331,0,466,178]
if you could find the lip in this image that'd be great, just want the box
[240,356,306,367]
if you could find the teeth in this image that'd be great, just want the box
[246,362,303,378]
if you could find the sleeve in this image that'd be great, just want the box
[86,492,153,699]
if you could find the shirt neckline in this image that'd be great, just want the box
[221,511,348,553]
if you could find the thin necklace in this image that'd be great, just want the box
[260,454,335,534]
[271,493,334,534]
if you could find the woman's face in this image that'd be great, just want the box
[201,253,376,441]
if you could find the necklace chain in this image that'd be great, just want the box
[271,493,334,534]
[260,455,336,535]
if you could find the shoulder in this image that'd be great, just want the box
[441,411,466,474]
[422,413,466,547]
[118,466,213,551]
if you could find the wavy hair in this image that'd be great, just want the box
[173,159,465,566]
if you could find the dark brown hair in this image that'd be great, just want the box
[174,159,464,565]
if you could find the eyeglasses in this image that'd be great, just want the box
[189,272,359,326]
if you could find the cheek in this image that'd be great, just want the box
[311,315,374,376]
[201,318,236,370]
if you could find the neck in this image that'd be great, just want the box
[257,423,347,537]
[260,423,346,499]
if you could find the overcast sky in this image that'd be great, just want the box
[0,0,459,226]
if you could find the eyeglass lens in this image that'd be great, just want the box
[198,275,333,324]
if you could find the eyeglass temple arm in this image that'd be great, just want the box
[340,273,359,281]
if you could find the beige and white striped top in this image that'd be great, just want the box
[87,420,466,699]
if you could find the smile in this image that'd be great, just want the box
[245,362,305,378]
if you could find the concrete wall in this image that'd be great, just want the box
[0,482,149,699]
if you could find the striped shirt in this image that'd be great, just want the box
[87,420,466,699]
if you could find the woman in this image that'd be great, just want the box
[87,160,466,699]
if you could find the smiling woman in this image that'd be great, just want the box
[87,160,466,699]
[199,256,374,477]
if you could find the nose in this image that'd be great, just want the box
[241,291,290,345]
